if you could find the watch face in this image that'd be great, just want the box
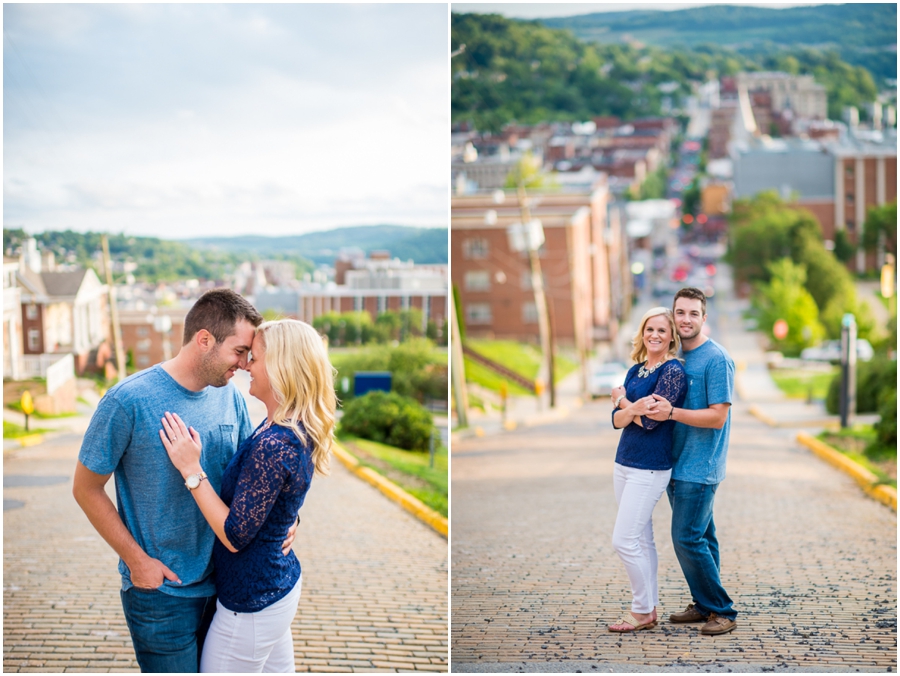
[186,474,200,489]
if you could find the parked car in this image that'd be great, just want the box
[590,361,629,398]
[800,339,874,363]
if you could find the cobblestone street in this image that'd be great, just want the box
[4,431,448,673]
[450,399,897,672]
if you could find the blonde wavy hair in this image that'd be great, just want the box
[256,319,336,476]
[629,306,680,365]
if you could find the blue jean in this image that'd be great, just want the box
[120,587,217,673]
[667,479,736,620]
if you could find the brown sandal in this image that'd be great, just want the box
[608,613,658,632]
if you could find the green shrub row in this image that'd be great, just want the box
[340,391,435,451]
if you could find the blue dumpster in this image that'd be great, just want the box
[354,372,392,397]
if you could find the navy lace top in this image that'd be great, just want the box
[612,359,687,471]
[213,420,315,613]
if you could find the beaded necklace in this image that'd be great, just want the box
[637,359,666,378]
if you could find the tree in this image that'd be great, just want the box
[504,151,545,190]
[861,200,897,258]
[752,258,824,355]
[833,229,856,264]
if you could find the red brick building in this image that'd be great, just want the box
[451,178,623,358]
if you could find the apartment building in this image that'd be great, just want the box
[732,132,898,272]
[451,177,624,359]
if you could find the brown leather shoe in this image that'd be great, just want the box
[700,613,737,635]
[669,603,708,623]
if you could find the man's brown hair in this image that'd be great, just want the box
[182,289,263,346]
[673,287,707,315]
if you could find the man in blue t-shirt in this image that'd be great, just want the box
[73,289,296,672]
[646,287,737,636]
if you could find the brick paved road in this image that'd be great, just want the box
[4,432,448,673]
[450,400,897,672]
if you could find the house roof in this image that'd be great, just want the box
[16,266,47,296]
[41,269,89,297]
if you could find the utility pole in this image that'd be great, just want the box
[513,183,555,408]
[449,290,469,428]
[101,235,127,382]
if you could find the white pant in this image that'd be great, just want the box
[200,576,302,673]
[612,463,671,614]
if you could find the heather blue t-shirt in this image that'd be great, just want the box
[78,364,252,597]
[671,338,735,484]
[612,359,687,471]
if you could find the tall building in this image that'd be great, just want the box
[735,72,828,121]
[451,177,624,361]
[732,131,897,272]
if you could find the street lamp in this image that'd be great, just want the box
[507,190,555,408]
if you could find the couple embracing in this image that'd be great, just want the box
[73,289,337,672]
[608,287,738,636]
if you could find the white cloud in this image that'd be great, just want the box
[4,3,449,239]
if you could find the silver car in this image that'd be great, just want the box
[800,339,874,363]
[590,361,629,398]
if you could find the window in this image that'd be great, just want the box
[846,193,854,205]
[846,220,855,231]
[466,303,492,325]
[25,304,38,320]
[137,326,149,337]
[465,271,491,292]
[353,296,363,312]
[137,355,151,367]
[377,296,387,313]
[464,238,489,260]
[137,339,152,352]
[28,329,40,351]
[845,165,854,178]
[522,302,539,324]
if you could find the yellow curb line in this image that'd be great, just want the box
[749,405,836,429]
[748,405,777,427]
[796,431,897,511]
[332,442,448,538]
[3,433,45,453]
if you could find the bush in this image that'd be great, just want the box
[867,389,897,459]
[825,359,897,415]
[339,391,434,451]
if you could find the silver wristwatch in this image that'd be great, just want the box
[185,471,208,491]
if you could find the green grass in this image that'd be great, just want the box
[3,420,51,439]
[464,340,579,396]
[338,433,448,517]
[464,357,534,396]
[6,402,79,419]
[818,425,896,488]
[770,367,837,400]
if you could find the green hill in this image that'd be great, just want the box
[452,9,886,131]
[542,4,896,86]
[184,226,448,266]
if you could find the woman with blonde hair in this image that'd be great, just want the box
[160,319,336,671]
[607,307,687,633]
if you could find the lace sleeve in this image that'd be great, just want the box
[642,362,687,430]
[223,432,293,551]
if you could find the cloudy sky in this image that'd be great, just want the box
[4,4,448,239]
[452,2,824,19]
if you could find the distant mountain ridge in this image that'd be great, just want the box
[541,4,895,48]
[184,225,448,266]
